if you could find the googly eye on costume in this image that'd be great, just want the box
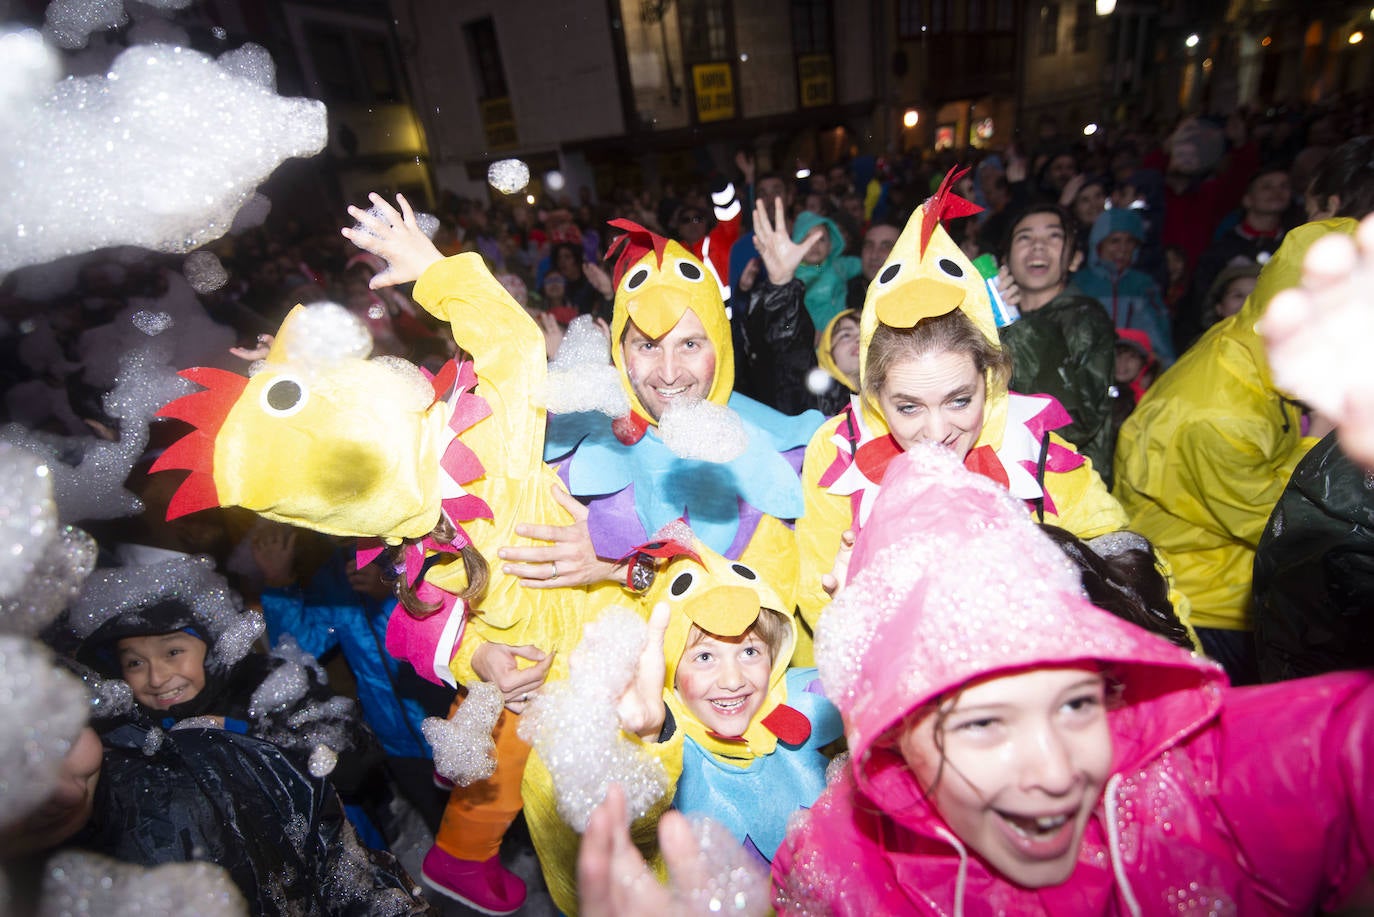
[668,570,699,598]
[259,375,308,417]
[673,259,705,282]
[876,261,903,286]
[624,265,652,292]
[937,257,965,278]
[730,563,758,581]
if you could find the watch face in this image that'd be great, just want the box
[632,554,657,592]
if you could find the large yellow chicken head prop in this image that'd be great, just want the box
[152,303,490,543]
[606,220,734,421]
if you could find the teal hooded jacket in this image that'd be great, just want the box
[792,211,862,331]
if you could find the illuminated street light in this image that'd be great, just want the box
[1083,123,1099,136]
[526,194,535,204]
[1186,33,1200,48]
[1351,31,1365,44]
[903,109,919,128]
[1096,0,1115,14]
[795,168,811,179]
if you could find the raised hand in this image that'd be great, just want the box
[752,196,822,286]
[584,259,614,298]
[229,333,274,362]
[340,192,442,288]
[1260,214,1374,468]
[996,263,1022,308]
[250,522,298,588]
[615,602,670,741]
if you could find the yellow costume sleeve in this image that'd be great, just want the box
[521,732,686,917]
[795,415,853,646]
[1039,435,1128,540]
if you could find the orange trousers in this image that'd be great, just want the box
[432,697,530,862]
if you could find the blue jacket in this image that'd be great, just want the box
[1075,208,1177,365]
[261,551,437,760]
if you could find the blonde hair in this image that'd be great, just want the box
[864,310,1012,398]
[683,607,790,665]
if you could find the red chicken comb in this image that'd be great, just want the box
[920,166,983,259]
[605,219,671,288]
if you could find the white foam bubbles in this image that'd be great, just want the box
[543,316,627,416]
[216,42,276,91]
[0,636,90,831]
[487,158,530,195]
[517,608,670,832]
[40,852,247,916]
[0,443,59,602]
[43,0,127,50]
[2,43,327,274]
[657,398,749,463]
[182,250,229,292]
[422,680,502,786]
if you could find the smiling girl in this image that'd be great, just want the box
[774,445,1374,916]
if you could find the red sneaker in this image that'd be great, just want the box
[420,845,527,915]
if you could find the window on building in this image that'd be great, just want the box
[680,0,730,61]
[1038,3,1059,55]
[930,0,949,33]
[791,0,832,54]
[303,21,404,105]
[463,17,509,101]
[897,0,922,39]
[994,0,1014,30]
[1072,2,1092,52]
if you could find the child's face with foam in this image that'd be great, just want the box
[116,632,208,710]
[675,626,772,738]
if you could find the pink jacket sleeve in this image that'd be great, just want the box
[1210,672,1374,912]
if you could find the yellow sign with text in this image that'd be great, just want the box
[692,62,736,122]
[798,54,833,108]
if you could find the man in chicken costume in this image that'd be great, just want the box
[794,169,1187,637]
[530,218,825,657]
[152,193,637,913]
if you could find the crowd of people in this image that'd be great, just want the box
[3,96,1374,917]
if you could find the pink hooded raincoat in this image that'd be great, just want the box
[773,444,1374,916]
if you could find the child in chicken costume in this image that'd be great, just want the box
[518,532,841,915]
[795,169,1188,638]
[152,194,633,913]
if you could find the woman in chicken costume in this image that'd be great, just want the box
[152,193,635,914]
[795,169,1177,635]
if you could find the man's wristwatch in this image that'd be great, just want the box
[627,552,657,593]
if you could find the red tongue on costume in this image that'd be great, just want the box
[704,705,811,746]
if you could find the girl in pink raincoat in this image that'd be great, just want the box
[773,443,1374,916]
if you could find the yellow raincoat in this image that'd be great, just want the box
[1112,220,1349,632]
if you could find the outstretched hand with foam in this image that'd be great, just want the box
[342,192,442,288]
